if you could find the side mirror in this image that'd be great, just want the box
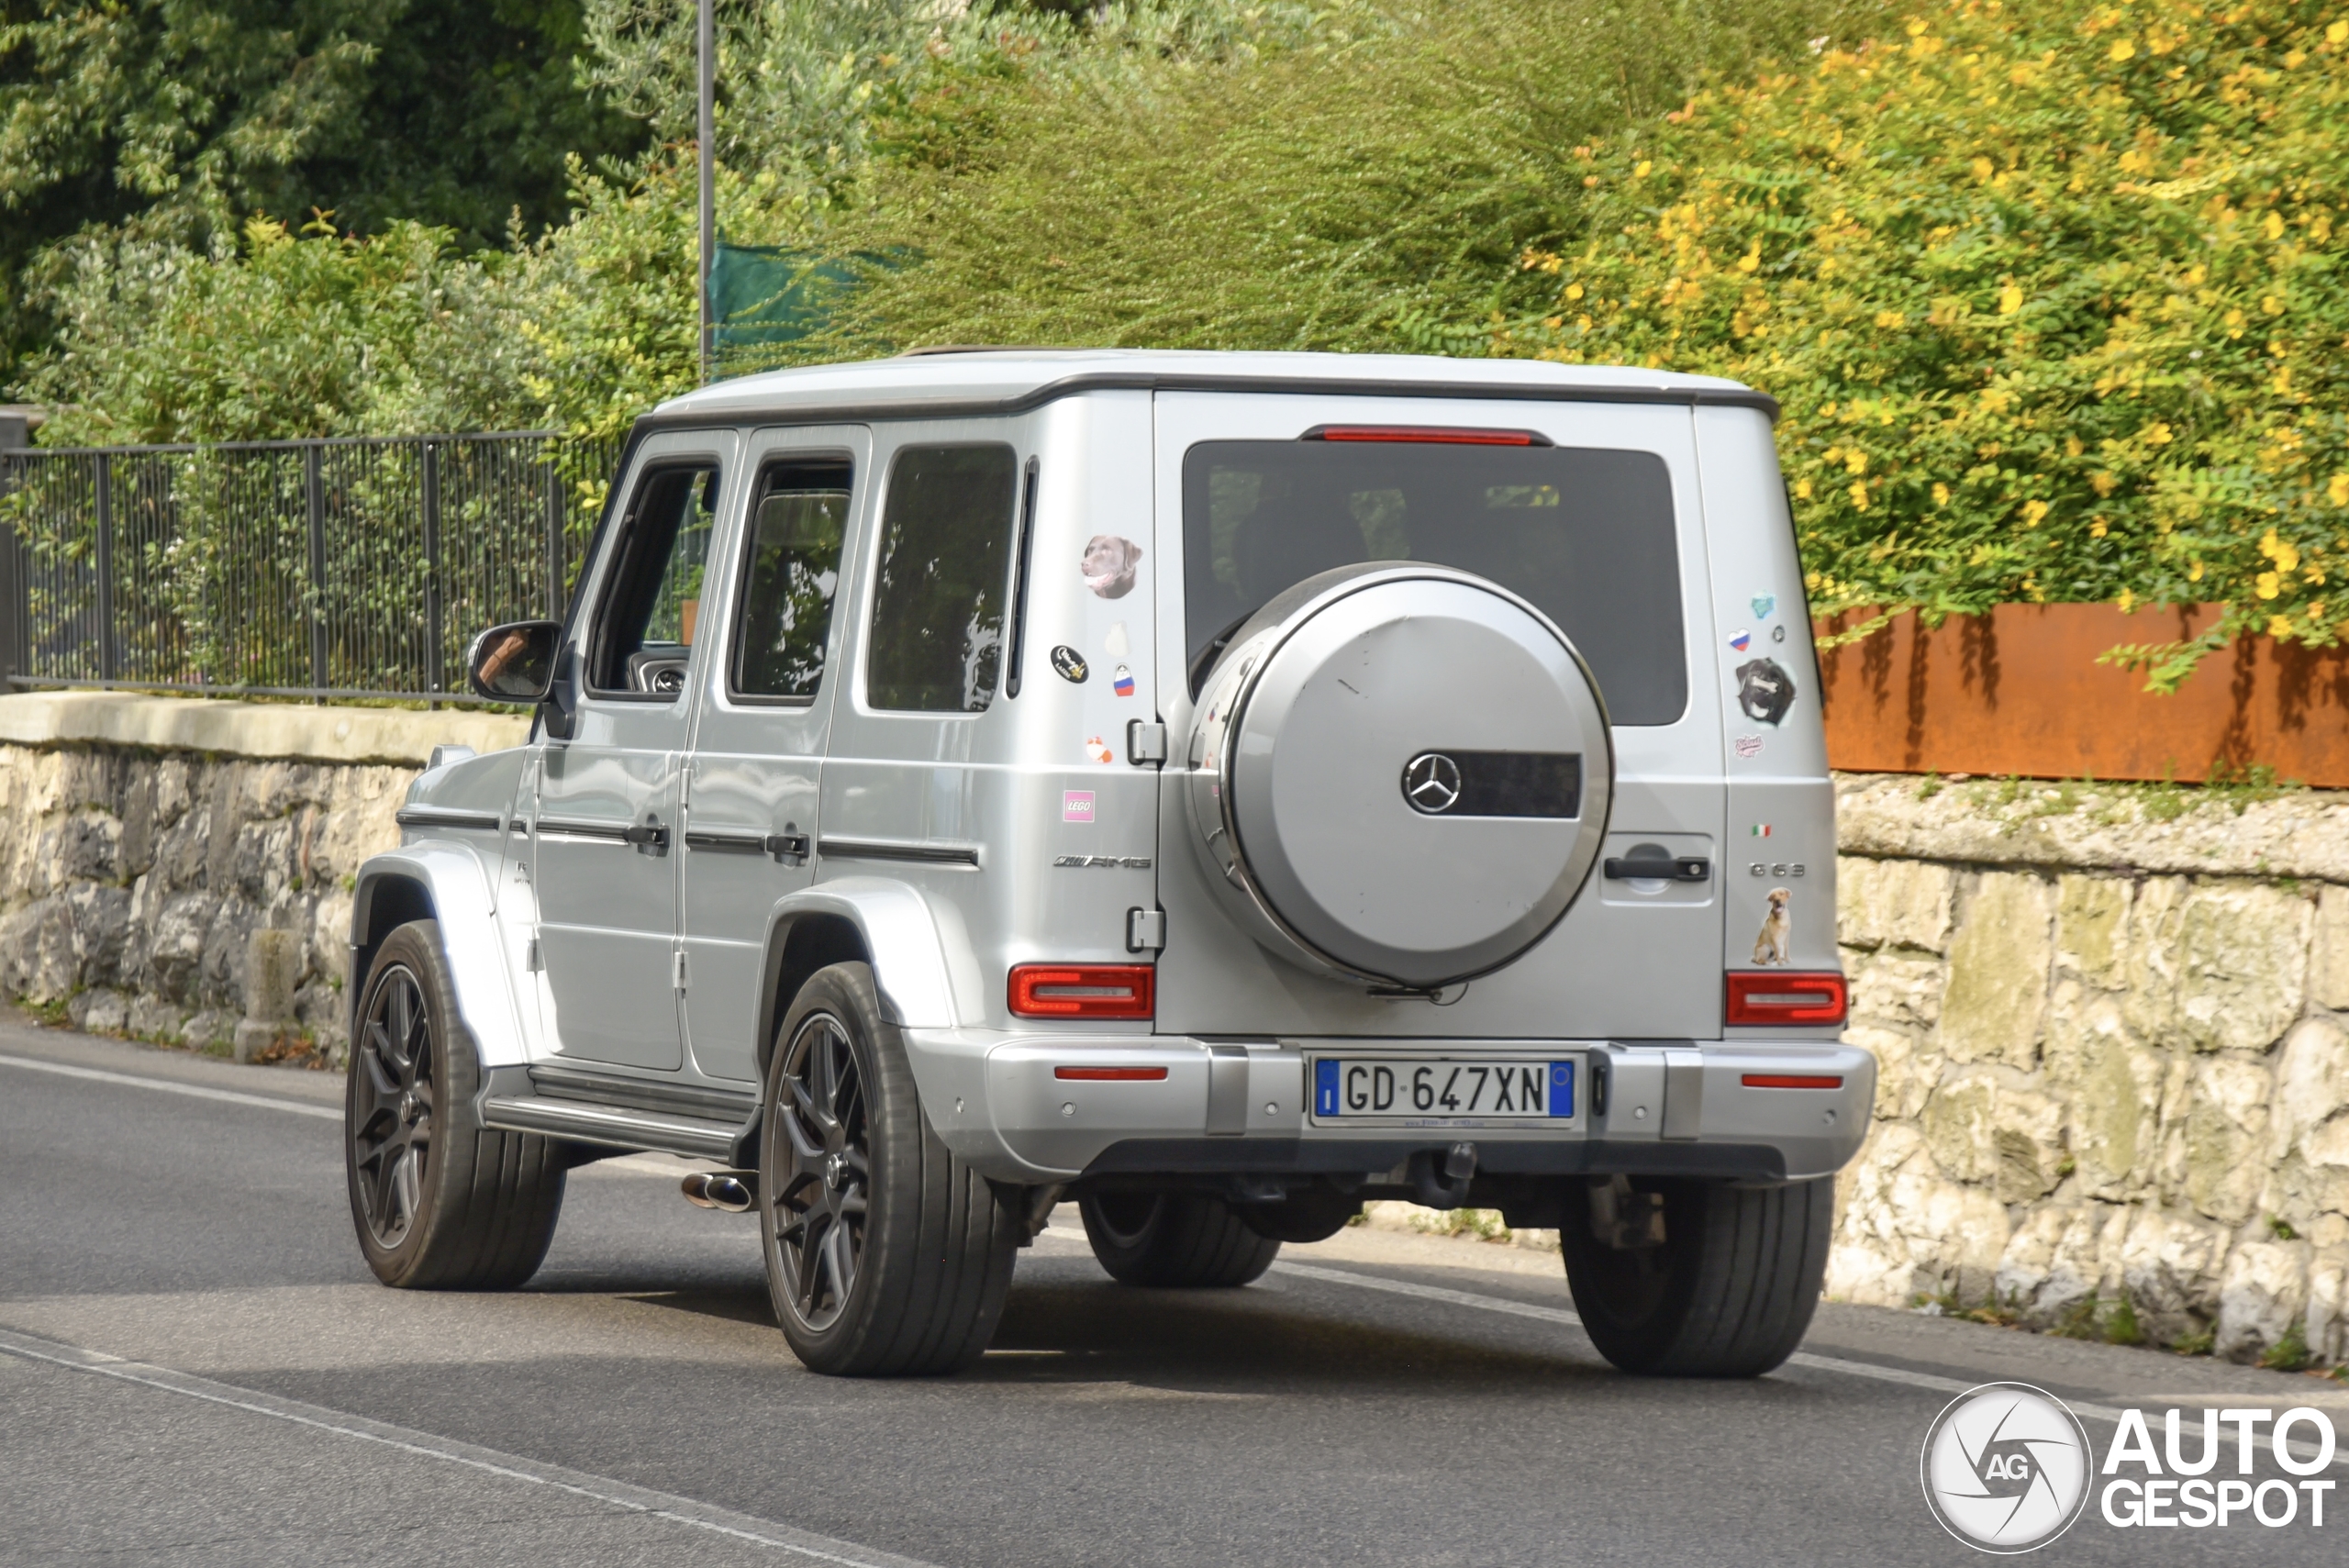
[464,620,562,702]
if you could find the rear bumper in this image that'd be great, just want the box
[903,1030,1874,1185]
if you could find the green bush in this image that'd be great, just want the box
[1474,0,2349,678]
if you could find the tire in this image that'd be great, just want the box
[1079,1191,1282,1286]
[760,962,1019,1376]
[1559,1175,1833,1377]
[346,919,566,1289]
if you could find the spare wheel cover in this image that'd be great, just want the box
[1188,564,1614,987]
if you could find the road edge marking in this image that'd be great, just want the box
[0,1051,342,1120]
[0,1325,943,1568]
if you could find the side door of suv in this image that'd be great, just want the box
[533,429,736,1071]
[678,428,865,1084]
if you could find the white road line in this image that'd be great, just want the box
[1272,1259,2345,1465]
[0,1052,341,1120]
[0,1326,941,1568]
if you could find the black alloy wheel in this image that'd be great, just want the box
[342,918,568,1290]
[771,1010,871,1332]
[351,962,435,1251]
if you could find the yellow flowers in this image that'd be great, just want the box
[1971,155,1997,182]
[2143,422,2173,447]
[1843,449,1869,475]
[2269,615,2295,638]
[2109,39,2136,61]
[1564,281,1584,300]
[2257,572,2282,599]
[1737,239,1762,273]
[1998,281,2024,315]
[2264,211,2285,240]
[2118,588,2137,613]
[2259,528,2300,575]
[2331,20,2349,43]
[2188,562,2206,583]
[1932,482,1952,506]
[2327,474,2349,507]
[2022,499,2050,528]
[1634,161,1653,178]
[1874,309,1905,328]
[1848,482,1870,511]
[1794,477,1814,500]
[2092,472,2119,496]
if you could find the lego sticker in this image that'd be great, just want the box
[1752,886,1793,966]
[1735,657,1797,726]
[1112,663,1135,696]
[1085,734,1115,765]
[1051,645,1089,683]
[1103,621,1130,659]
[1729,628,1752,652]
[1751,594,1776,620]
[1082,535,1144,600]
[1733,734,1765,760]
[1063,790,1096,824]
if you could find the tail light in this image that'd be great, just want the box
[1009,964,1155,1019]
[1725,971,1847,1027]
[1742,1073,1845,1090]
[1298,424,1553,446]
[1053,1065,1168,1082]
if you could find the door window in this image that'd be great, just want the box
[865,443,1018,713]
[588,461,720,697]
[731,457,852,702]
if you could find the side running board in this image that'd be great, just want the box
[478,1063,760,1164]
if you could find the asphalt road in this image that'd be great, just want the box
[3,1019,2343,1567]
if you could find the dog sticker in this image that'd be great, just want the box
[1082,535,1144,599]
[1735,657,1797,727]
[1752,886,1793,966]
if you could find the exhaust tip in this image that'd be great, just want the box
[682,1171,757,1212]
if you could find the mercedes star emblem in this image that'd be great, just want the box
[1403,752,1463,814]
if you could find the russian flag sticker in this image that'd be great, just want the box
[1112,663,1135,696]
[1729,629,1752,651]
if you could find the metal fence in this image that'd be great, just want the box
[0,431,619,704]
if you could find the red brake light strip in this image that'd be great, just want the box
[1298,424,1551,447]
[1741,1073,1844,1090]
[1053,1066,1169,1082]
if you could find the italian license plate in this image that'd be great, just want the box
[1311,1058,1576,1124]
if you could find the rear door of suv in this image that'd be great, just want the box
[1149,391,1725,1041]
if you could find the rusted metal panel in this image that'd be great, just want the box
[1816,603,2349,785]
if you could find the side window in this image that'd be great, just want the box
[588,460,719,697]
[730,457,852,701]
[865,443,1018,713]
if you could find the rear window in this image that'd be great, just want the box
[1182,440,1687,725]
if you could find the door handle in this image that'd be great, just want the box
[763,832,810,866]
[1603,853,1709,883]
[623,819,671,851]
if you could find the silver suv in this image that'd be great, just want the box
[343,350,1871,1378]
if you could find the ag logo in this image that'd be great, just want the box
[1920,1383,2092,1553]
[1402,752,1463,814]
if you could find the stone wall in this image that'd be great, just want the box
[1828,773,2349,1368]
[1,695,2343,1366]
[0,693,525,1058]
